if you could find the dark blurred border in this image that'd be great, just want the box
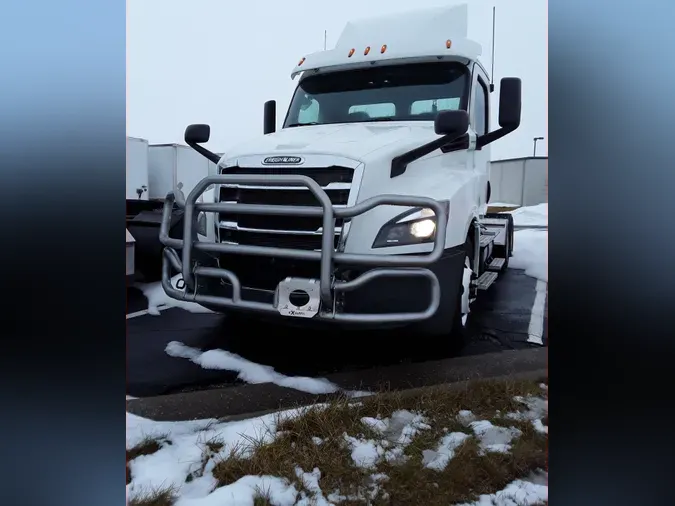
[1,0,674,505]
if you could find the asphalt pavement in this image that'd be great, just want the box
[127,268,547,398]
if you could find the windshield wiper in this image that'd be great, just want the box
[286,122,320,128]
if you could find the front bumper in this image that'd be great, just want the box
[159,174,449,324]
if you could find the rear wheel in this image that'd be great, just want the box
[485,212,514,271]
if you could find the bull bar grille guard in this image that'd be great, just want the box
[159,174,449,323]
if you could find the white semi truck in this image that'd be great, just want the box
[158,4,520,348]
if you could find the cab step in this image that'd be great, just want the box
[479,231,497,248]
[486,257,505,271]
[475,271,498,290]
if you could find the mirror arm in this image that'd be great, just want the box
[476,124,518,149]
[390,131,466,178]
[186,140,221,164]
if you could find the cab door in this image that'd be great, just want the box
[469,63,492,213]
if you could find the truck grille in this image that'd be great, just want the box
[217,165,354,250]
[215,164,356,290]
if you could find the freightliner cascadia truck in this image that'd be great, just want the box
[158,4,521,350]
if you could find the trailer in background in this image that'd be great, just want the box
[489,156,548,207]
[126,137,149,200]
[148,143,218,200]
[126,137,221,282]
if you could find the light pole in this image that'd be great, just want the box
[533,136,544,157]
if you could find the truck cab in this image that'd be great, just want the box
[159,4,521,347]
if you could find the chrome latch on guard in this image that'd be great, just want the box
[276,278,321,318]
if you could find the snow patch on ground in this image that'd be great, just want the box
[293,467,332,506]
[469,421,522,454]
[422,431,471,471]
[128,402,547,506]
[165,341,349,395]
[343,410,431,468]
[127,408,306,504]
[176,475,298,506]
[507,203,548,227]
[507,203,548,282]
[510,229,547,282]
[327,473,389,503]
[456,409,477,425]
[507,396,549,435]
[454,477,548,506]
[136,274,214,315]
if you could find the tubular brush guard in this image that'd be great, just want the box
[158,174,448,323]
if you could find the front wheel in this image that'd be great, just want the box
[421,238,474,358]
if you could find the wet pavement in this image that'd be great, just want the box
[127,268,547,398]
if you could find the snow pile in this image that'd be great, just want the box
[510,229,547,282]
[508,203,548,227]
[177,475,299,506]
[504,203,547,282]
[469,421,522,454]
[136,274,214,315]
[343,410,431,469]
[165,341,370,397]
[422,431,471,470]
[454,478,548,506]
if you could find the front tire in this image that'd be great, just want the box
[449,237,475,346]
[422,237,475,358]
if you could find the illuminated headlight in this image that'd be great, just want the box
[372,205,447,248]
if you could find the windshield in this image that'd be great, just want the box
[284,62,469,128]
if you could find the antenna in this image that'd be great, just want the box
[324,30,327,50]
[489,6,496,93]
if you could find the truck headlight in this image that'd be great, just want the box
[372,205,447,248]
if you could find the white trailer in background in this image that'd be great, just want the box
[148,144,218,200]
[158,4,522,351]
[126,138,220,281]
[126,137,150,200]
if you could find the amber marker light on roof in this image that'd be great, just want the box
[380,44,387,53]
[364,46,371,55]
[298,57,305,65]
[446,39,452,49]
[348,48,355,57]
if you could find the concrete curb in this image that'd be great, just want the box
[126,348,546,421]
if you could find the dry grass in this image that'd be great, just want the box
[128,486,176,506]
[212,377,548,505]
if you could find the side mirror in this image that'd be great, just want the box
[264,100,276,135]
[184,124,220,164]
[185,124,211,144]
[434,109,469,136]
[498,77,522,129]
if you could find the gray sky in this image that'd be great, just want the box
[127,0,547,160]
